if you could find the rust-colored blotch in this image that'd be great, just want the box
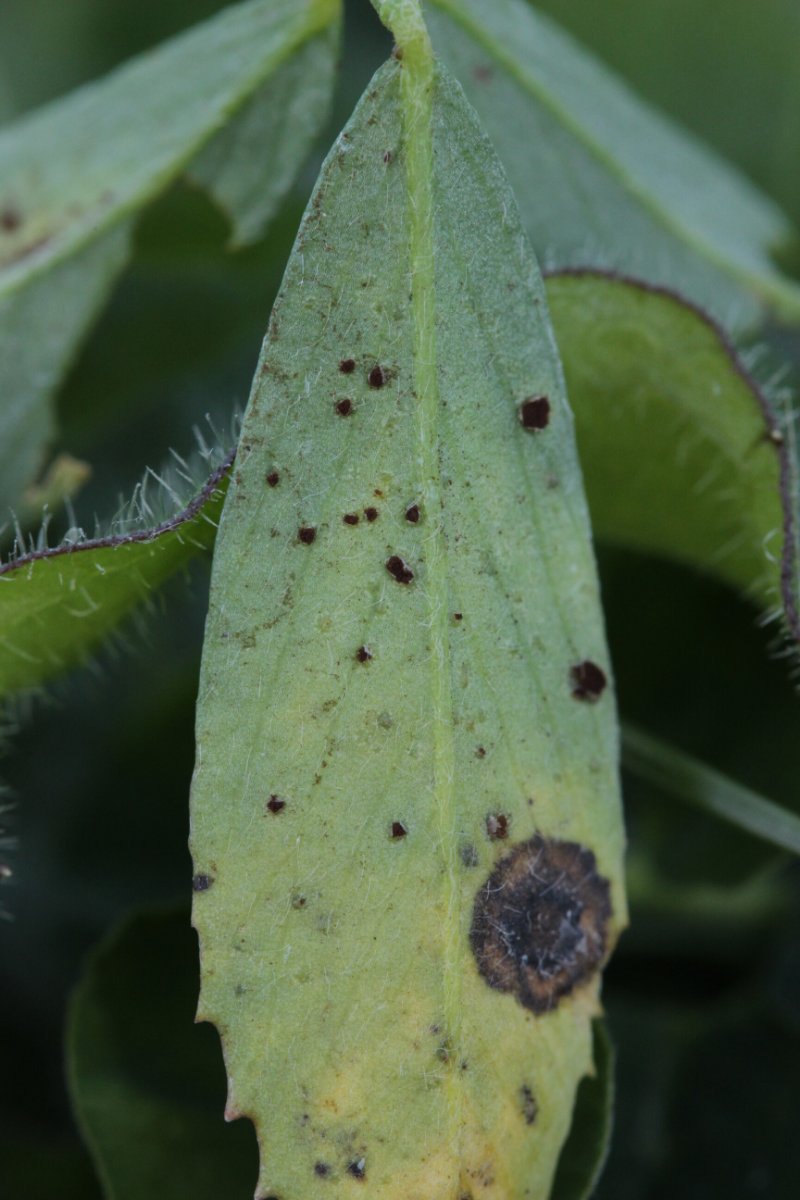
[470,834,612,1013]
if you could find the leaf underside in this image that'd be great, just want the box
[191,53,625,1200]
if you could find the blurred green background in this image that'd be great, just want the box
[1,2,799,1197]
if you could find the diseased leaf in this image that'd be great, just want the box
[425,0,800,331]
[544,271,797,643]
[67,909,256,1200]
[0,0,339,509]
[0,448,232,697]
[190,12,626,1199]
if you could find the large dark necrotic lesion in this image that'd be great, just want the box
[470,834,612,1013]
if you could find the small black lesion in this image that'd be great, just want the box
[347,1159,366,1181]
[485,813,509,840]
[405,503,421,523]
[192,873,214,892]
[314,1162,331,1178]
[0,206,22,233]
[266,470,280,487]
[343,512,360,525]
[368,365,387,389]
[460,843,479,868]
[356,645,372,663]
[364,506,379,522]
[335,398,353,416]
[390,821,408,839]
[266,795,286,814]
[470,834,613,1014]
[298,526,317,545]
[518,395,551,431]
[520,1084,538,1125]
[339,358,356,374]
[386,555,414,584]
[570,660,607,702]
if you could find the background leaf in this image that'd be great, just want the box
[0,0,339,512]
[530,0,800,244]
[425,0,800,331]
[191,35,625,1199]
[543,270,796,639]
[551,1020,615,1200]
[622,723,800,857]
[68,908,257,1200]
[0,447,231,697]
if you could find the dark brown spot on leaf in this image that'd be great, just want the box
[266,470,280,487]
[391,821,408,839]
[518,395,551,431]
[570,660,607,702]
[386,555,413,584]
[291,894,307,909]
[347,1159,366,1181]
[486,813,509,840]
[368,365,386,388]
[476,746,486,759]
[470,834,612,1013]
[192,873,213,892]
[343,512,360,525]
[356,645,372,663]
[339,358,356,374]
[298,526,317,545]
[1,207,21,232]
[405,503,421,523]
[314,1162,331,1178]
[454,612,463,622]
[335,398,353,416]
[461,844,479,868]
[521,1085,538,1125]
[266,795,286,814]
[364,506,379,522]
[383,150,393,164]
[436,1038,453,1063]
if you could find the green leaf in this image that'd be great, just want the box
[190,18,626,1200]
[0,447,232,697]
[529,0,800,237]
[0,222,131,515]
[0,0,340,512]
[425,0,800,331]
[67,909,257,1200]
[622,723,800,858]
[543,270,797,641]
[551,1020,615,1200]
[187,31,337,249]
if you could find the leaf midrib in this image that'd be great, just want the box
[395,20,464,1174]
